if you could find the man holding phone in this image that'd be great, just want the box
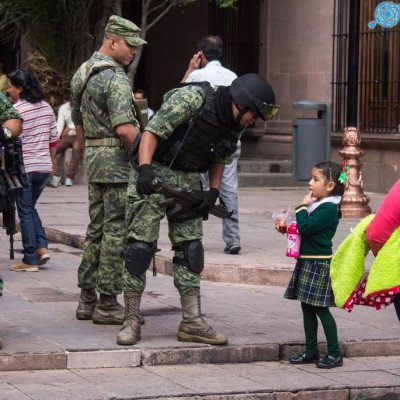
[182,35,241,255]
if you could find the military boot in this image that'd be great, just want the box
[92,294,124,325]
[177,289,228,345]
[117,292,142,345]
[76,288,98,320]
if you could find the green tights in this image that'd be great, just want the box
[301,302,341,357]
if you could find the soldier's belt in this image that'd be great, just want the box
[85,138,123,147]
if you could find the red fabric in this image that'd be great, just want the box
[366,180,400,256]
[344,275,400,312]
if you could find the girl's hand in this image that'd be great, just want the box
[301,190,314,205]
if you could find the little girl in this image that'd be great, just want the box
[284,161,345,369]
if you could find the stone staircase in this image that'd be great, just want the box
[238,158,304,187]
[63,150,304,188]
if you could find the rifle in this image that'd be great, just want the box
[152,179,238,223]
[0,138,29,259]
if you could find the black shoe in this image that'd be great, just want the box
[224,245,241,255]
[289,352,319,364]
[316,355,343,369]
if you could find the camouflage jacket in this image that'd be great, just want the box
[71,52,138,183]
[0,93,22,124]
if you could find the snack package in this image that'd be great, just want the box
[272,208,292,234]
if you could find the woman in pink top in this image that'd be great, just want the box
[366,179,400,320]
[6,68,59,272]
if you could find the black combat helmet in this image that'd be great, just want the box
[229,73,279,122]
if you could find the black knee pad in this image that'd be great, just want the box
[125,241,154,276]
[174,240,204,274]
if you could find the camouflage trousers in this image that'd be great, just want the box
[123,164,203,297]
[78,182,127,295]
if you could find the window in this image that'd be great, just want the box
[332,0,400,133]
[209,0,260,75]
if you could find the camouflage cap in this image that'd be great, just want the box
[105,15,147,47]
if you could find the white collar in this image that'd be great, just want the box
[205,60,222,68]
[307,196,342,214]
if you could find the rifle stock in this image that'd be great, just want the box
[153,180,238,223]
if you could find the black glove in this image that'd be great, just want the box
[136,164,159,196]
[193,188,220,214]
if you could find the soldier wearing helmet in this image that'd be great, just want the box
[118,74,278,347]
[230,73,279,124]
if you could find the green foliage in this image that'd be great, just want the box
[214,0,238,8]
[0,0,240,85]
[0,0,100,73]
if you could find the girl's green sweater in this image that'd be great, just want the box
[295,202,339,260]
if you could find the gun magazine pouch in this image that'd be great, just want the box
[133,99,149,131]
[125,241,154,276]
[173,240,204,274]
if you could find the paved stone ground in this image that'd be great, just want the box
[36,185,383,285]
[0,356,400,399]
[0,184,398,398]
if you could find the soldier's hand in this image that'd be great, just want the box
[136,164,159,196]
[193,188,220,214]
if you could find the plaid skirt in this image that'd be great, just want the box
[284,259,335,307]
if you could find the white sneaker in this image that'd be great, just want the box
[65,178,73,187]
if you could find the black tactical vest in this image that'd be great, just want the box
[153,83,238,173]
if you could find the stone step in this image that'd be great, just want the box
[238,159,292,174]
[2,336,400,370]
[237,159,302,187]
[238,172,302,187]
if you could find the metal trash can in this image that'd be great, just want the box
[292,100,331,181]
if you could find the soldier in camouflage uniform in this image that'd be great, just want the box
[71,15,146,325]
[117,74,279,345]
[0,92,23,348]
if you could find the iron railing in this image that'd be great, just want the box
[332,0,400,133]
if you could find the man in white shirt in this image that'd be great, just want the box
[182,35,241,255]
[56,99,82,186]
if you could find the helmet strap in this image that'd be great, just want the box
[233,101,251,124]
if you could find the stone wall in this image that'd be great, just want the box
[260,0,334,136]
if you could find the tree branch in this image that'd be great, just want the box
[147,1,176,31]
